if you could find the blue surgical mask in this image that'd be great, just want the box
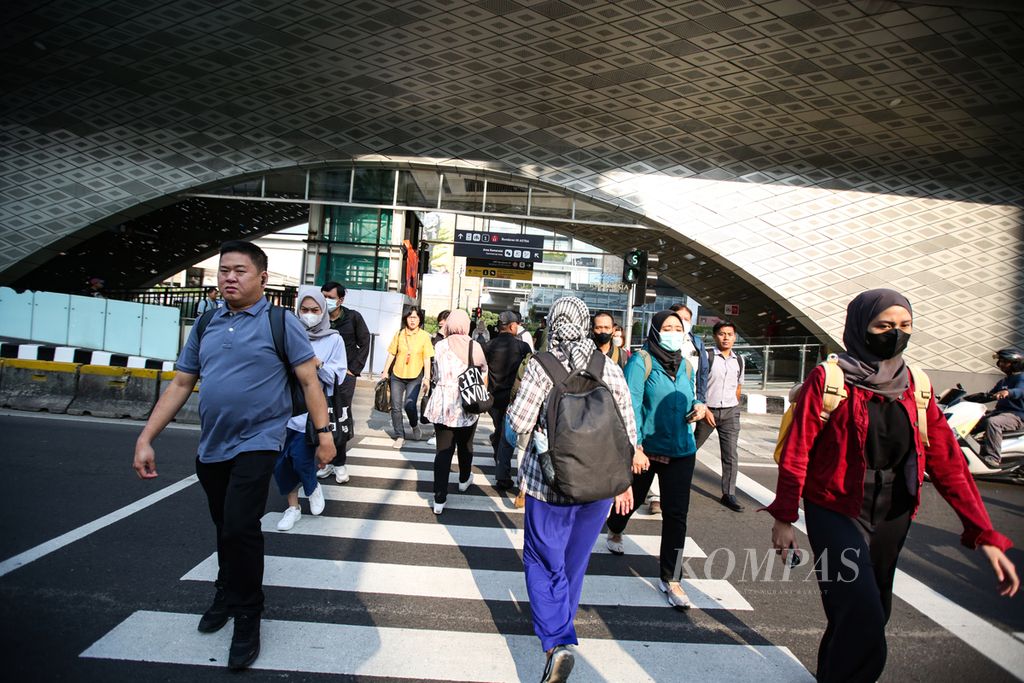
[325,298,338,312]
[659,331,685,352]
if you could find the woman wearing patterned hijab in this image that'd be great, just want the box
[767,289,1017,682]
[274,286,348,532]
[507,296,638,682]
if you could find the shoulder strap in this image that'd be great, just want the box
[268,305,289,367]
[908,365,931,446]
[194,309,216,345]
[819,354,848,421]
[706,347,715,370]
[534,351,569,384]
[637,349,652,381]
[585,349,605,378]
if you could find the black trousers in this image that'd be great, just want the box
[606,456,696,582]
[331,372,358,466]
[432,423,476,503]
[487,392,514,481]
[805,500,912,683]
[195,451,277,616]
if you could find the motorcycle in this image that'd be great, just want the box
[937,386,1024,481]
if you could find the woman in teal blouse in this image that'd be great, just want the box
[605,309,706,610]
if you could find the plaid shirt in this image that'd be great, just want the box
[508,347,638,504]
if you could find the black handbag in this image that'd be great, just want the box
[373,358,395,413]
[459,341,493,414]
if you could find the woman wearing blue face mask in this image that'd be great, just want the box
[605,310,707,610]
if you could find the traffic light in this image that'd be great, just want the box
[641,252,659,306]
[622,249,644,284]
[474,307,483,319]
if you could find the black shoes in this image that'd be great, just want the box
[981,454,1002,469]
[494,478,515,491]
[228,613,261,671]
[197,589,230,633]
[720,494,744,512]
[541,645,575,682]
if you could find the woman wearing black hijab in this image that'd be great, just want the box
[767,289,1018,682]
[605,310,707,610]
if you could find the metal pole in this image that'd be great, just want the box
[624,283,635,348]
[761,345,770,390]
[798,344,807,379]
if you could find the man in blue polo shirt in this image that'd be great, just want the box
[133,241,335,671]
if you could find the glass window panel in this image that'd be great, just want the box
[528,187,571,219]
[264,170,306,199]
[309,169,351,201]
[323,206,392,244]
[352,168,395,204]
[573,198,625,223]
[440,173,485,212]
[484,180,528,215]
[397,169,440,207]
[215,177,262,197]
[317,254,389,291]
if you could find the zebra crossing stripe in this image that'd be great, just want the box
[182,554,752,610]
[261,513,707,558]
[345,445,517,468]
[82,610,812,681]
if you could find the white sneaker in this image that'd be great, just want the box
[427,436,436,446]
[458,477,472,492]
[412,426,423,441]
[658,579,692,610]
[277,506,301,531]
[316,464,335,479]
[605,533,625,555]
[308,485,325,516]
[334,465,349,484]
[392,437,404,449]
[433,500,445,514]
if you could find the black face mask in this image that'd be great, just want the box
[592,332,612,346]
[864,329,910,359]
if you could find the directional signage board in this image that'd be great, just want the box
[453,230,544,263]
[465,257,534,281]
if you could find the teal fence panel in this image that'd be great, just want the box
[0,287,34,340]
[30,292,71,345]
[103,298,144,355]
[68,296,107,350]
[141,304,180,360]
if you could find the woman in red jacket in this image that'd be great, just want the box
[767,289,1018,682]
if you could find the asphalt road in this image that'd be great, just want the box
[0,390,1020,682]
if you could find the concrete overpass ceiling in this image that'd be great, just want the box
[1,0,1023,371]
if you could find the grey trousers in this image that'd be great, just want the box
[976,411,1024,463]
[694,405,742,496]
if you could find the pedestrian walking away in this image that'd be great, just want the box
[382,307,433,449]
[131,241,336,671]
[605,310,707,611]
[694,320,745,511]
[423,310,488,514]
[484,310,532,490]
[767,288,1018,683]
[318,281,370,483]
[507,296,637,682]
[274,286,347,531]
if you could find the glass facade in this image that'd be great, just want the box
[317,254,388,291]
[323,206,392,244]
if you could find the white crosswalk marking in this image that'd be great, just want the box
[83,611,814,681]
[346,445,517,467]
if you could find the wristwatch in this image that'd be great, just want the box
[314,425,332,434]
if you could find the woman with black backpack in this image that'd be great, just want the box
[422,309,488,515]
[507,296,636,683]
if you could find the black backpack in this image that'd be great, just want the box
[533,350,633,503]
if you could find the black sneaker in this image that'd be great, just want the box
[228,614,261,671]
[197,588,230,633]
[720,494,744,512]
[981,454,1002,469]
[494,478,515,491]
[541,645,575,682]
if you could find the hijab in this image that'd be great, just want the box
[548,296,596,370]
[442,309,482,366]
[646,310,683,378]
[295,286,338,340]
[837,289,911,400]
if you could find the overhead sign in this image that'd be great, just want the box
[453,230,544,263]
[724,304,740,316]
[465,257,534,281]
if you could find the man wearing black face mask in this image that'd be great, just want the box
[593,310,626,369]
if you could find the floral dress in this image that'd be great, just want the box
[423,338,486,428]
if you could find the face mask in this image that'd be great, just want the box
[659,331,685,353]
[681,320,693,335]
[593,332,612,346]
[612,336,623,348]
[300,313,321,328]
[324,299,338,312]
[864,329,910,359]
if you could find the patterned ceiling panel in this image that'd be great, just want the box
[1,0,1022,371]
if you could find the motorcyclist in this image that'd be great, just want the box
[973,348,1024,468]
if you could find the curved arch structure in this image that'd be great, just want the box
[2,1,1022,372]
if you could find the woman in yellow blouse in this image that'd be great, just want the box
[383,307,434,448]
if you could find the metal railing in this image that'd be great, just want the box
[733,343,825,390]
